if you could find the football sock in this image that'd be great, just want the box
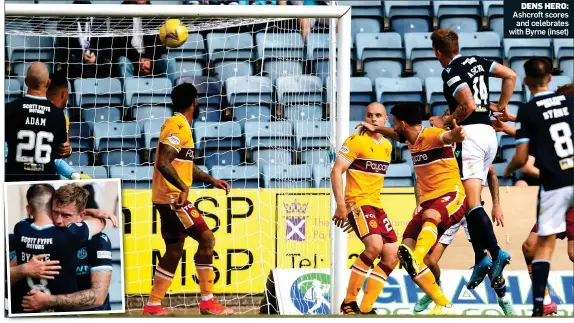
[195,254,215,299]
[148,265,174,305]
[494,278,507,298]
[467,206,500,261]
[345,252,373,303]
[414,267,450,306]
[360,262,392,313]
[528,264,551,303]
[414,219,438,265]
[532,260,551,316]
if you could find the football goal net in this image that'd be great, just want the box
[5,2,351,315]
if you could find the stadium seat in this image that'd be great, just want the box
[351,17,383,44]
[174,60,203,78]
[261,164,312,188]
[301,149,331,165]
[524,75,572,101]
[425,76,448,116]
[283,104,323,121]
[276,75,323,105]
[338,1,383,17]
[294,120,330,150]
[349,77,374,105]
[12,62,54,81]
[210,165,259,189]
[82,107,123,133]
[100,151,141,166]
[63,151,92,167]
[6,35,55,62]
[71,166,108,179]
[483,1,504,37]
[175,76,223,109]
[207,32,254,62]
[191,165,211,189]
[434,1,481,32]
[489,77,524,103]
[385,163,414,187]
[109,166,153,189]
[167,33,207,78]
[458,32,503,63]
[554,39,574,80]
[501,146,516,163]
[93,122,142,151]
[384,1,432,37]
[256,32,304,82]
[503,39,552,79]
[357,33,405,80]
[73,78,123,108]
[214,60,253,81]
[194,121,242,151]
[244,121,294,151]
[312,164,331,188]
[203,150,242,169]
[306,33,330,60]
[5,78,21,102]
[142,119,165,151]
[226,76,272,107]
[253,149,293,166]
[492,162,514,186]
[68,122,92,151]
[123,77,172,107]
[375,77,423,112]
[232,105,272,129]
[404,32,443,82]
[132,105,173,127]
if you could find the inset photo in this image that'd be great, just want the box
[4,179,125,316]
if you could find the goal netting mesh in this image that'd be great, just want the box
[5,11,341,315]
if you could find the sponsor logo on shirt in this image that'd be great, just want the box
[97,251,112,259]
[447,76,461,87]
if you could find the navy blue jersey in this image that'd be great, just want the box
[5,96,67,182]
[76,233,112,311]
[11,219,92,313]
[516,91,574,190]
[442,55,496,126]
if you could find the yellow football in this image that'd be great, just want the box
[159,19,188,48]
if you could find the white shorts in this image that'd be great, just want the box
[455,124,498,182]
[538,185,574,237]
[438,216,470,245]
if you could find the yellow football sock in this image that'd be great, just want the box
[414,267,450,306]
[149,266,174,304]
[195,256,215,297]
[360,263,392,312]
[414,220,438,265]
[345,253,373,303]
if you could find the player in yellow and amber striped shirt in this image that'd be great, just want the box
[331,102,398,315]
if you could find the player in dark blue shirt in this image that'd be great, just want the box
[9,184,112,314]
[504,57,574,317]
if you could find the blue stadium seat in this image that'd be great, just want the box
[492,162,514,186]
[483,1,504,38]
[167,33,206,79]
[339,1,383,17]
[207,33,254,62]
[232,105,272,129]
[357,33,404,80]
[375,77,423,112]
[226,76,272,107]
[253,149,292,166]
[109,166,153,189]
[68,122,92,151]
[404,32,443,82]
[191,165,211,189]
[132,105,173,127]
[504,39,553,79]
[214,60,253,81]
[256,32,304,82]
[349,121,361,137]
[5,79,21,102]
[93,122,142,151]
[384,1,432,37]
[63,151,92,167]
[459,32,502,63]
[554,39,574,80]
[302,149,331,165]
[6,35,55,62]
[349,77,374,105]
[175,76,223,109]
[276,75,323,105]
[123,77,172,107]
[142,119,165,151]
[351,17,383,43]
[307,33,330,60]
[434,1,481,32]
[73,78,123,108]
[525,75,572,101]
[82,107,123,133]
[488,77,524,104]
[100,151,141,166]
[203,150,242,169]
[425,76,448,116]
[244,121,294,149]
[210,165,259,189]
[501,146,516,163]
[12,62,54,80]
[71,166,108,179]
[283,105,323,121]
[312,164,330,188]
[261,164,312,188]
[385,163,414,187]
[294,120,330,150]
[194,121,242,151]
[174,61,203,78]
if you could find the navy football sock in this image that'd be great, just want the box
[467,206,500,260]
[465,210,487,263]
[532,260,550,316]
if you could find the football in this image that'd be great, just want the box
[159,19,188,48]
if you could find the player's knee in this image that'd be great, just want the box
[522,239,535,258]
[198,230,216,251]
[382,252,399,269]
[424,253,438,268]
[166,240,185,261]
[364,243,383,260]
[568,245,574,263]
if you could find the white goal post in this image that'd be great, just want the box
[5,3,351,315]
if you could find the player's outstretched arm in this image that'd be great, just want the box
[439,120,466,144]
[491,118,517,137]
[490,64,517,112]
[355,121,400,141]
[330,157,352,231]
[504,143,529,177]
[9,255,61,286]
[21,271,112,312]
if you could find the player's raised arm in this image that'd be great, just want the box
[490,63,517,112]
[355,121,400,141]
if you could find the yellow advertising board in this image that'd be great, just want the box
[122,188,415,295]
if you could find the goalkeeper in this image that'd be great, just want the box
[46,73,90,180]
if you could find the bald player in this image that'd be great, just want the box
[6,63,68,182]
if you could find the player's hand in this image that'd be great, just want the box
[450,119,466,142]
[491,118,505,132]
[491,204,504,227]
[429,116,446,129]
[412,205,422,218]
[58,142,71,158]
[332,204,349,230]
[355,121,376,136]
[211,179,231,195]
[84,209,119,228]
[23,254,61,280]
[502,166,513,178]
[489,102,506,113]
[83,51,96,64]
[22,290,50,312]
[175,189,189,208]
[139,58,151,74]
